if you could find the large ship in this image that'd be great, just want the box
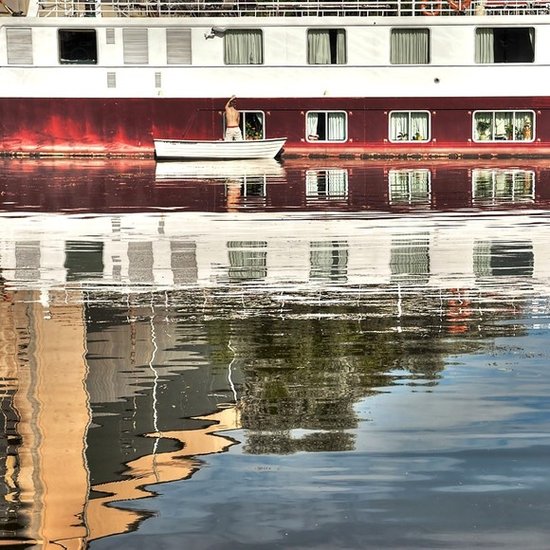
[0,0,548,157]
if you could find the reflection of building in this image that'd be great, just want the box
[0,290,241,546]
[3,159,550,214]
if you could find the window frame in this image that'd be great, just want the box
[306,28,347,65]
[223,29,264,65]
[390,28,430,65]
[6,28,33,65]
[474,26,535,64]
[305,110,348,143]
[58,28,98,65]
[388,110,431,143]
[472,110,535,143]
[222,110,266,140]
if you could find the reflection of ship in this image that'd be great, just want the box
[154,158,286,181]
[2,159,550,213]
[0,210,548,297]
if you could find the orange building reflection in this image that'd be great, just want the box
[0,289,240,548]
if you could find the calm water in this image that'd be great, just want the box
[1,158,550,548]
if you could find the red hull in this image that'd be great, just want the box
[2,97,550,157]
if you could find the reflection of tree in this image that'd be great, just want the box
[84,288,528,459]
[227,312,448,455]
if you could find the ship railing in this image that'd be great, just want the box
[35,0,550,16]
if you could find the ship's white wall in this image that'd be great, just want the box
[1,16,550,98]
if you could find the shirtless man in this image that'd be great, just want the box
[224,95,243,141]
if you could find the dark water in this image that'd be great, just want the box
[1,158,550,548]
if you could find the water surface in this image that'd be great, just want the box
[1,159,550,549]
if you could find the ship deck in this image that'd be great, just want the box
[2,0,549,18]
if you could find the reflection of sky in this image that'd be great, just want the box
[91,324,550,550]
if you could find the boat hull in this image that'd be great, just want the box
[3,97,550,158]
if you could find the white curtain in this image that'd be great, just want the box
[495,112,513,138]
[390,112,409,140]
[336,30,346,64]
[475,28,494,63]
[308,30,331,64]
[390,29,429,64]
[411,112,428,140]
[327,113,346,140]
[307,29,346,64]
[224,30,263,64]
[307,113,319,139]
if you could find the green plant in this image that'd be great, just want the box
[476,120,491,133]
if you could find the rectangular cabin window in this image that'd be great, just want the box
[58,29,97,65]
[222,111,265,139]
[475,28,534,63]
[473,110,534,142]
[166,28,192,64]
[123,28,148,64]
[224,30,263,65]
[306,111,347,142]
[389,111,431,142]
[243,111,265,140]
[390,29,430,64]
[6,28,33,65]
[307,29,346,64]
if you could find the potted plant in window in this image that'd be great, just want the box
[476,120,491,140]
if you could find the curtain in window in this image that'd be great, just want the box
[308,29,346,64]
[495,112,513,138]
[411,113,428,140]
[6,28,33,65]
[308,30,331,64]
[390,112,409,140]
[391,29,429,64]
[336,30,346,64]
[307,113,319,139]
[475,28,494,63]
[224,30,263,64]
[327,113,346,140]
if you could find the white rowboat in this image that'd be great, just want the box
[154,138,286,161]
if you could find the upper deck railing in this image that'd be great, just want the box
[29,0,550,17]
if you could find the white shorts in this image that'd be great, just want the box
[225,127,243,141]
